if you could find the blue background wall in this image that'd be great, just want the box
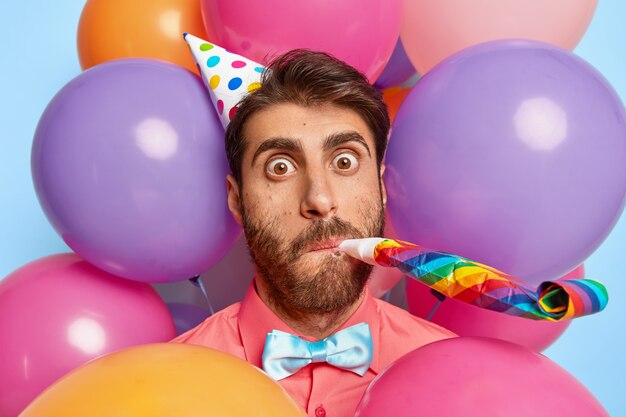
[0,1,624,414]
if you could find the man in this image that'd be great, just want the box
[171,49,455,417]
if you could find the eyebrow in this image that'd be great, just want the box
[250,130,371,166]
[322,131,371,157]
[251,137,303,166]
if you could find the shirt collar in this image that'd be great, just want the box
[237,279,381,374]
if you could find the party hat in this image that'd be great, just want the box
[183,33,265,129]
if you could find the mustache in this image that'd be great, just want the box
[289,217,365,257]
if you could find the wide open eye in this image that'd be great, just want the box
[266,158,295,176]
[332,153,358,172]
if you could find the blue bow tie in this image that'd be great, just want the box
[261,322,373,381]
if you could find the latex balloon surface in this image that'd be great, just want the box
[0,254,175,417]
[20,344,306,417]
[201,0,402,81]
[78,0,208,74]
[401,0,597,74]
[32,58,240,282]
[355,337,608,417]
[386,40,626,285]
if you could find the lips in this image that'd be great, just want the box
[308,238,345,252]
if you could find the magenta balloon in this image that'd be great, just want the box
[0,254,175,417]
[355,337,608,417]
[386,40,626,285]
[32,59,240,282]
[405,264,584,352]
[201,0,402,82]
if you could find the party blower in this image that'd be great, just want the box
[339,238,607,321]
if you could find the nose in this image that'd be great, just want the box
[300,169,338,220]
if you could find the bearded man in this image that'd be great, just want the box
[171,49,455,417]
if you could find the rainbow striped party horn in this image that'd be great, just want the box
[339,238,608,321]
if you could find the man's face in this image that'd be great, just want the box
[227,102,385,315]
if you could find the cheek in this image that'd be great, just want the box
[242,182,297,220]
[338,173,381,204]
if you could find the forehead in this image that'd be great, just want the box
[242,102,374,152]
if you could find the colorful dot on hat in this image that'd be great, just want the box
[200,43,214,51]
[216,99,224,115]
[254,66,264,73]
[210,75,220,89]
[232,60,247,68]
[228,77,243,90]
[229,106,239,120]
[207,55,221,68]
[247,82,261,93]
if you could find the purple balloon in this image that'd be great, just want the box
[386,40,626,285]
[166,302,210,335]
[374,39,417,89]
[32,59,241,283]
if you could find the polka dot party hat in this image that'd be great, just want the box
[183,33,264,129]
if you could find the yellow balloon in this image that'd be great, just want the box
[20,343,306,417]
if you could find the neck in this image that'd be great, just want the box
[253,275,366,340]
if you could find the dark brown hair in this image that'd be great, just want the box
[225,49,390,185]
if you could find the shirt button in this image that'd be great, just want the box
[315,406,326,417]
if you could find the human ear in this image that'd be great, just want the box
[226,174,243,226]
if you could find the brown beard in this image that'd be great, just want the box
[241,198,385,318]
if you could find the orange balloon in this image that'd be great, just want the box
[382,87,411,123]
[21,344,306,417]
[401,0,597,74]
[77,0,208,74]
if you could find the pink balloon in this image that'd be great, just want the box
[405,265,584,352]
[401,0,597,74]
[200,0,402,81]
[355,337,608,417]
[0,254,175,417]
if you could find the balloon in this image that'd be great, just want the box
[355,337,608,417]
[167,302,210,335]
[0,254,175,417]
[386,40,626,286]
[374,39,417,89]
[20,343,306,417]
[381,87,410,124]
[200,0,402,81]
[32,59,241,283]
[77,0,208,74]
[401,0,597,74]
[406,265,585,352]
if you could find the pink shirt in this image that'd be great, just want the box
[170,283,455,417]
